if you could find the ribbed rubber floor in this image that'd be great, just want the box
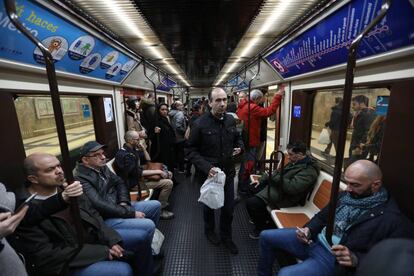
[158,173,260,276]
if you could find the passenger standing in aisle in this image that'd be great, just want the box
[186,88,244,254]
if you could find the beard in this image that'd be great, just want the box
[349,188,373,199]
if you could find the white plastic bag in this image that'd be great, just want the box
[151,228,165,255]
[198,169,226,209]
[318,128,331,145]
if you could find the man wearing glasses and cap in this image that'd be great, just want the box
[74,141,161,276]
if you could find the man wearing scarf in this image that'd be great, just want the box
[257,160,414,276]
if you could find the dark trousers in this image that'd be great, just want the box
[200,170,235,241]
[174,141,185,170]
[246,196,273,231]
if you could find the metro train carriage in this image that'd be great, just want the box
[0,0,414,275]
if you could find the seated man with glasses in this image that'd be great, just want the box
[74,141,161,276]
[246,142,320,239]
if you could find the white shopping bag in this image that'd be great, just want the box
[198,169,226,209]
[151,228,165,255]
[317,128,331,145]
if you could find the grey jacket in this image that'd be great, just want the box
[169,109,187,143]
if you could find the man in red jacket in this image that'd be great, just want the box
[236,86,284,194]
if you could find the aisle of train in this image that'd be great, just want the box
[158,172,260,276]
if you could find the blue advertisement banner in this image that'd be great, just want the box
[0,0,138,83]
[157,77,177,92]
[265,0,414,78]
[293,105,301,118]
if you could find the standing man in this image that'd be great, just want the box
[169,100,187,172]
[186,88,244,254]
[349,95,376,164]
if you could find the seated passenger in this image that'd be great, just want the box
[115,130,174,219]
[246,142,319,239]
[0,182,28,276]
[74,141,161,275]
[257,160,414,276]
[8,153,133,276]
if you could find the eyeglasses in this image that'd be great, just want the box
[85,151,106,158]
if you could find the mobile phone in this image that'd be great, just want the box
[296,227,307,236]
[14,193,37,213]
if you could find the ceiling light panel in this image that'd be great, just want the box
[214,0,321,85]
[69,0,191,86]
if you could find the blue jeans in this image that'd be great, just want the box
[257,228,336,276]
[105,200,161,276]
[71,260,132,276]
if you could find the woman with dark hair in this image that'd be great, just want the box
[126,96,146,134]
[150,103,176,171]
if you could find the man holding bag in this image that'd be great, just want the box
[186,88,244,255]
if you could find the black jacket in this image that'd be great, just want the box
[305,194,414,275]
[186,112,244,176]
[351,108,376,149]
[8,194,122,276]
[74,163,135,219]
[115,144,143,190]
[150,116,176,170]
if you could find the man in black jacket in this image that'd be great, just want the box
[8,153,133,276]
[74,141,161,276]
[257,160,414,276]
[115,130,174,219]
[186,88,244,254]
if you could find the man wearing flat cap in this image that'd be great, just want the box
[74,141,161,276]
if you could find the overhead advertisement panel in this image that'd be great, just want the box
[157,77,177,91]
[265,0,414,79]
[0,0,138,83]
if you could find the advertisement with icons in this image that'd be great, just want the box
[0,0,138,83]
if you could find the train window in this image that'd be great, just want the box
[14,95,96,157]
[310,88,390,170]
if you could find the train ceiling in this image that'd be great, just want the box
[64,0,327,89]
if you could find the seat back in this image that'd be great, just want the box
[313,180,332,209]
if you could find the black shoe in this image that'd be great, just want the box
[248,229,261,240]
[222,239,239,255]
[205,231,220,246]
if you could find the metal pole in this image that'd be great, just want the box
[325,0,392,245]
[5,0,83,243]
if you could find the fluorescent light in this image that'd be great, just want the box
[259,0,291,35]
[101,0,145,38]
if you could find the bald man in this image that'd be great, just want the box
[257,160,414,276]
[186,88,244,254]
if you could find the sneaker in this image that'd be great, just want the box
[222,239,239,255]
[249,230,261,240]
[160,210,174,220]
[205,231,220,246]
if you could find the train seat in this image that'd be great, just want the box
[270,171,346,228]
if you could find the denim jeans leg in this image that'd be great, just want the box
[105,218,156,243]
[71,261,133,276]
[132,200,161,225]
[257,228,309,276]
[116,229,154,276]
[278,242,336,276]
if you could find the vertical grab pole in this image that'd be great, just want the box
[325,0,392,245]
[5,0,83,243]
[143,61,160,159]
[247,56,261,173]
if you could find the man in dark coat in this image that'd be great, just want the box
[74,141,161,276]
[8,153,133,276]
[349,95,376,164]
[257,160,414,276]
[246,142,319,239]
[186,88,244,254]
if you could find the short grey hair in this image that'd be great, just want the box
[250,89,263,101]
[124,130,139,142]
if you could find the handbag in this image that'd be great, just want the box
[143,162,163,181]
[151,228,165,255]
[317,128,331,145]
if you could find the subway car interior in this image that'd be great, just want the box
[1,0,414,275]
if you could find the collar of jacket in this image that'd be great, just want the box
[208,111,227,122]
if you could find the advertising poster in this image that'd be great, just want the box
[265,0,414,78]
[103,97,113,122]
[0,0,138,83]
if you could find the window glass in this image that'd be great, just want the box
[14,95,96,157]
[310,88,390,170]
